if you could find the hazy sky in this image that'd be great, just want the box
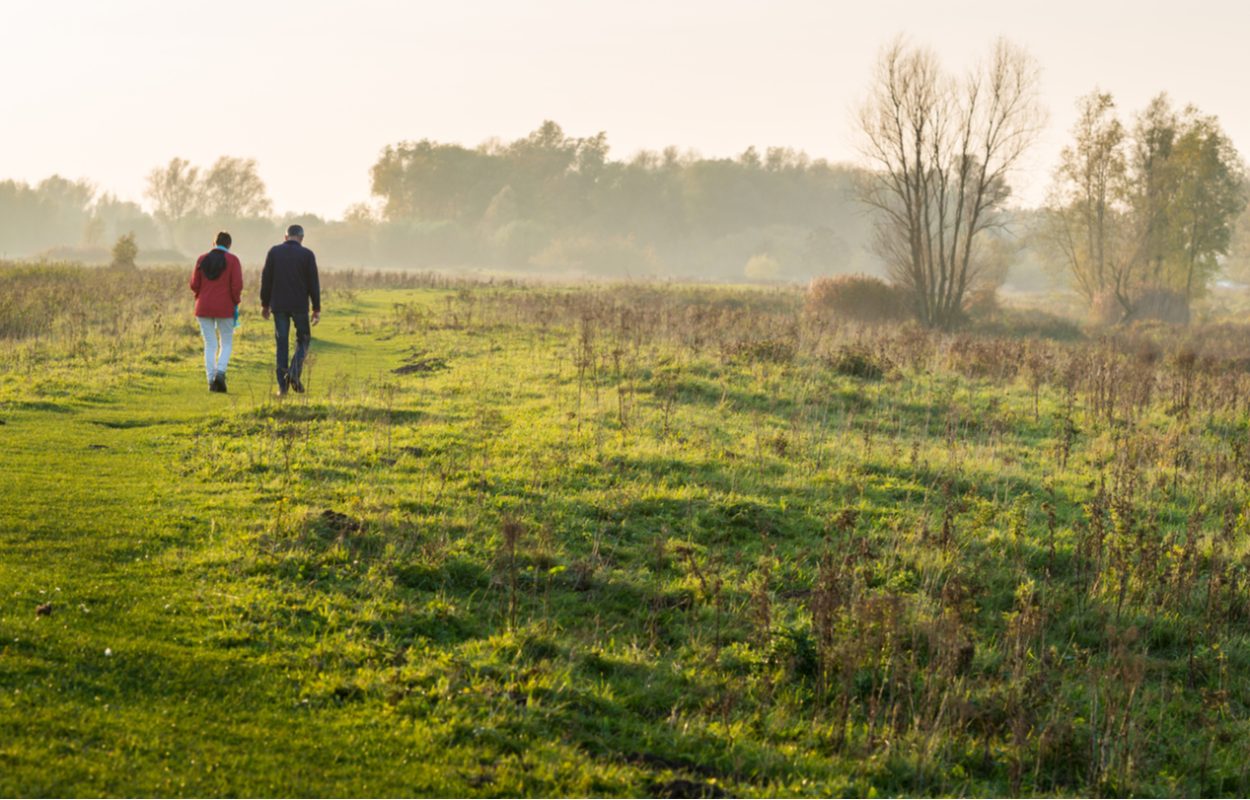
[3,0,1248,219]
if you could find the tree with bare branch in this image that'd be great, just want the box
[856,38,1045,328]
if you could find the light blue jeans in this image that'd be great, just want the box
[197,317,234,380]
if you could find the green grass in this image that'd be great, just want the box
[3,267,1250,796]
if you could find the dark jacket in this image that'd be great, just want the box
[260,240,321,313]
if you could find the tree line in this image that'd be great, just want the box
[365,121,874,279]
[3,37,1247,328]
[3,129,878,281]
[0,158,277,265]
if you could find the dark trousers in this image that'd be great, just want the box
[273,311,311,390]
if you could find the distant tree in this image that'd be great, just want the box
[855,38,1045,328]
[34,176,96,248]
[202,157,272,220]
[342,202,376,224]
[765,147,809,172]
[1048,92,1245,319]
[1127,95,1180,290]
[145,158,201,248]
[504,121,584,222]
[371,139,499,220]
[84,216,106,247]
[574,132,610,175]
[738,146,762,168]
[0,176,98,255]
[1044,91,1134,308]
[1221,188,1250,282]
[368,120,874,276]
[111,232,138,270]
[1168,109,1245,303]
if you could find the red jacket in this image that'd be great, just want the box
[190,250,243,318]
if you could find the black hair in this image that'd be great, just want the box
[215,231,232,248]
[287,224,304,238]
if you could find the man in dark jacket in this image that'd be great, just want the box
[260,224,321,395]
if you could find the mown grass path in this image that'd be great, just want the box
[0,296,478,795]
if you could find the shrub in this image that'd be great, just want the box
[110,233,138,270]
[805,274,911,325]
[726,336,796,364]
[826,345,889,380]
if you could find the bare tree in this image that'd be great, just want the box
[856,38,1045,328]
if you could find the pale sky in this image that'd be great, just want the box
[2,0,1248,219]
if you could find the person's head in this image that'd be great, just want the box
[284,224,305,243]
[215,231,232,250]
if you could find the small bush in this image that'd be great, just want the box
[725,336,796,364]
[805,274,911,325]
[110,233,138,270]
[826,345,889,380]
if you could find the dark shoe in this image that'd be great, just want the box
[215,373,228,393]
[208,381,218,393]
[289,375,305,394]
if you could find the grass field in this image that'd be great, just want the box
[3,263,1250,797]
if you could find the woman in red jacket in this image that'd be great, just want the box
[190,231,244,393]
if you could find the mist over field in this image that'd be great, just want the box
[0,130,885,283]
